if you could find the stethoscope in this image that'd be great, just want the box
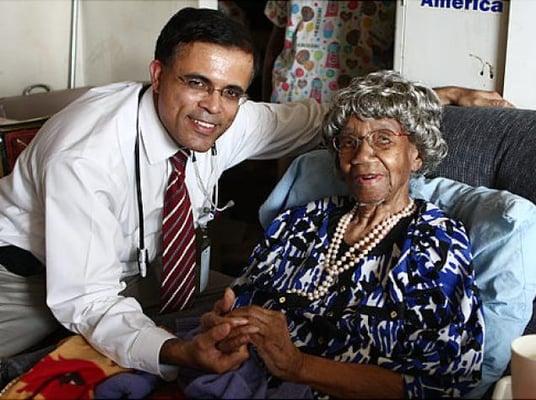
[134,85,233,277]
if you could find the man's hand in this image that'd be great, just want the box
[200,287,241,331]
[434,86,514,108]
[199,287,258,354]
[159,323,249,374]
[225,305,305,382]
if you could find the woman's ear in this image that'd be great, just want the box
[410,146,423,173]
[412,156,423,172]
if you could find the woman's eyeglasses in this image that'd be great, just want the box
[333,129,409,155]
[176,75,248,106]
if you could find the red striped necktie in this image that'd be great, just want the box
[160,150,197,313]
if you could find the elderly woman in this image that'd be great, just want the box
[206,71,484,399]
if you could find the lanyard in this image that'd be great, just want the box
[134,85,234,278]
[135,85,150,277]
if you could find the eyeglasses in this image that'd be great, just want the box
[332,129,409,155]
[176,75,248,106]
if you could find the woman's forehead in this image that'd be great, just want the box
[344,116,403,131]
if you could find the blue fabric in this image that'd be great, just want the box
[184,352,312,399]
[169,317,312,399]
[410,175,536,398]
[94,371,159,399]
[259,149,347,229]
[242,197,484,398]
[259,149,536,398]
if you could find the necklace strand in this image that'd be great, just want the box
[288,200,416,300]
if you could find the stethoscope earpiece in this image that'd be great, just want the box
[218,200,234,212]
[191,145,234,222]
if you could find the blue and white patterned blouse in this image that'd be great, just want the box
[232,196,484,398]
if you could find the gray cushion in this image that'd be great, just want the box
[439,106,536,340]
[436,106,536,205]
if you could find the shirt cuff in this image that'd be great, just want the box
[130,325,179,380]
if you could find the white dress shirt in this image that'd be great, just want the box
[0,82,325,377]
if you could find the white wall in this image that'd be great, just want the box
[503,0,536,110]
[394,0,509,92]
[394,0,536,109]
[0,0,217,98]
[0,1,71,97]
[76,0,202,88]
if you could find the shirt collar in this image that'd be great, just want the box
[138,85,180,165]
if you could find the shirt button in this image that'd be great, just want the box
[390,311,398,318]
[318,336,325,345]
[326,311,334,317]
[340,285,347,291]
[278,296,286,304]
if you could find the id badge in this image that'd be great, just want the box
[196,227,211,293]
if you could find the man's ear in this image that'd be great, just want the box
[149,60,163,94]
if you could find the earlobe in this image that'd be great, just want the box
[412,157,423,172]
[149,60,162,93]
[411,148,423,172]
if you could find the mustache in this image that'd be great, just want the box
[188,113,220,125]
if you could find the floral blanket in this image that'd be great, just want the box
[0,335,167,399]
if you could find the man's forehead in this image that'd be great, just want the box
[171,41,254,88]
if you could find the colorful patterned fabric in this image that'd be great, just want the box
[265,1,395,103]
[0,336,129,400]
[232,197,484,398]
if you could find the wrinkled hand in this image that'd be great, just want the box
[225,305,304,382]
[200,287,241,331]
[435,86,514,108]
[160,323,249,374]
[199,287,258,354]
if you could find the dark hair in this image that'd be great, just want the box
[155,7,258,76]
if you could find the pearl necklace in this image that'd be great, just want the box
[288,200,416,301]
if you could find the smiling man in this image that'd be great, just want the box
[150,41,254,153]
[0,8,325,378]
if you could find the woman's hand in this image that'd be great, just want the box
[160,323,250,373]
[226,305,305,382]
[200,287,242,331]
[215,305,404,398]
[199,288,259,354]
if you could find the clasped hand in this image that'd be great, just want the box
[200,288,304,381]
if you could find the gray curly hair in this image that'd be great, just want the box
[322,70,447,175]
